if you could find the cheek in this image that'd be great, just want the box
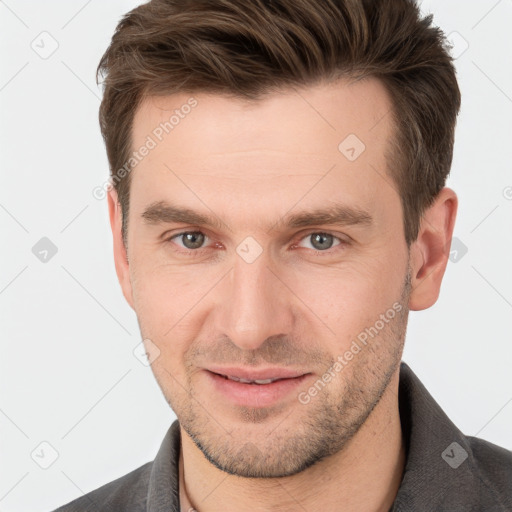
[131,268,197,386]
[131,260,194,317]
[129,259,220,351]
[286,252,405,344]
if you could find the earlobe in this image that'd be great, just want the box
[408,187,458,311]
[108,187,135,310]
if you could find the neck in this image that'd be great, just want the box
[180,370,405,512]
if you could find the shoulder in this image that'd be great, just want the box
[51,461,153,512]
[466,435,512,503]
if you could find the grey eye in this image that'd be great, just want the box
[299,233,341,251]
[175,231,207,250]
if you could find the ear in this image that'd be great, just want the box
[108,187,135,310]
[408,187,458,311]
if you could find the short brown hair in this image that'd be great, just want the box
[97,0,461,248]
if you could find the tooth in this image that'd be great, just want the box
[225,376,278,384]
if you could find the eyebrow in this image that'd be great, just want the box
[141,200,373,233]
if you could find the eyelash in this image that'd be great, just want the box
[164,230,348,257]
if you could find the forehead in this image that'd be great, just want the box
[128,77,398,230]
[132,77,393,157]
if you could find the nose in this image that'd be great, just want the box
[214,249,295,351]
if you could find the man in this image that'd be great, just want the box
[54,0,512,510]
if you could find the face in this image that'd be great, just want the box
[115,78,414,477]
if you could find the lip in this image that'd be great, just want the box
[204,369,312,408]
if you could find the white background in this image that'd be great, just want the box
[1,1,511,510]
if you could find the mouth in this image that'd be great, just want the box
[212,373,294,385]
[204,369,312,408]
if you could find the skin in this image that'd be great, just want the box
[108,77,457,511]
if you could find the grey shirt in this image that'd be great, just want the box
[52,362,512,511]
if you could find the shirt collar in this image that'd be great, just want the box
[146,419,181,511]
[391,362,503,510]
